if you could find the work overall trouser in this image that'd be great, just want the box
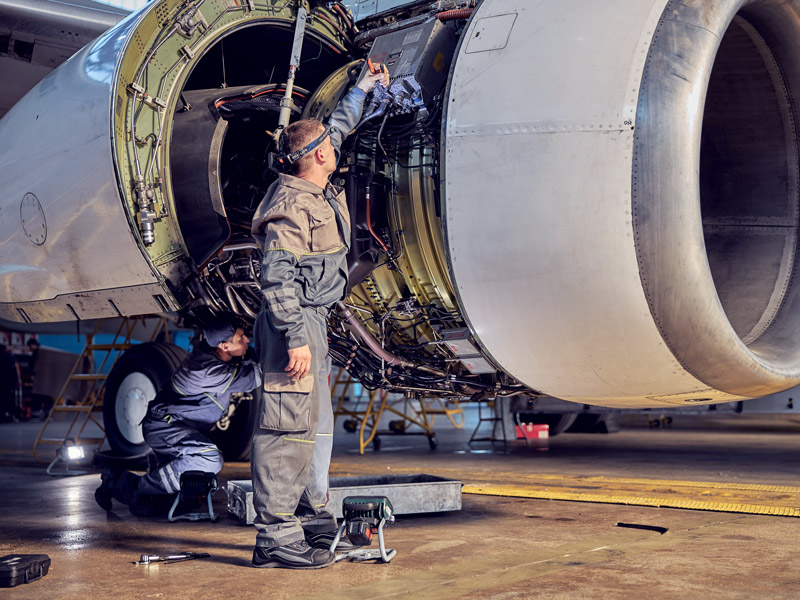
[138,417,223,495]
[251,307,336,548]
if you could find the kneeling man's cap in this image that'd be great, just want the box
[202,315,237,347]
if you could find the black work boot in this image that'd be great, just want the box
[94,469,119,511]
[128,490,174,517]
[305,529,357,551]
[251,541,335,569]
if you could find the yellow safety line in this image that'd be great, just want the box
[301,244,346,257]
[462,483,800,518]
[488,473,800,494]
[220,365,239,394]
[264,247,301,261]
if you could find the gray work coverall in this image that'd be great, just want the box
[249,87,365,548]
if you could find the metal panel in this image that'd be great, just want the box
[345,1,418,22]
[227,475,462,524]
[0,8,160,321]
[442,0,739,406]
[465,13,516,54]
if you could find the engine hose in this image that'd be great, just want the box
[337,303,447,377]
[330,344,372,371]
[314,12,352,44]
[330,341,383,376]
[337,303,412,367]
[354,98,390,132]
[436,8,474,21]
[331,2,358,34]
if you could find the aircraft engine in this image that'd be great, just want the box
[3,0,800,410]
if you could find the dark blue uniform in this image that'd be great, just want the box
[138,343,260,495]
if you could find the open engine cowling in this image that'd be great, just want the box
[2,0,800,408]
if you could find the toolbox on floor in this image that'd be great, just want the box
[227,474,462,525]
[0,554,51,588]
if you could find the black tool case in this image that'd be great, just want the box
[0,554,51,587]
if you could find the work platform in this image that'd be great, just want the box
[2,412,800,598]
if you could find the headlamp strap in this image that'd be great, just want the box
[282,125,333,165]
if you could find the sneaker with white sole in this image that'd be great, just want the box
[251,541,335,569]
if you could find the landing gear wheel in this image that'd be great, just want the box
[565,413,604,433]
[427,435,438,450]
[372,436,382,451]
[103,342,187,457]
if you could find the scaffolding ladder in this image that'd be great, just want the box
[32,316,168,464]
[332,369,388,454]
[332,369,465,454]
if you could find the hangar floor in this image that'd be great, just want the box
[1,409,800,599]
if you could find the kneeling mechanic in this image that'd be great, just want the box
[95,315,260,514]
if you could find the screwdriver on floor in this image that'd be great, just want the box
[134,552,210,565]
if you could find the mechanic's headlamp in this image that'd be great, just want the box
[268,125,333,173]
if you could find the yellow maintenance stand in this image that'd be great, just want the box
[32,316,169,465]
[332,369,465,453]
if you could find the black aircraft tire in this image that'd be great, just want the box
[103,342,187,456]
[541,413,578,436]
[565,413,605,433]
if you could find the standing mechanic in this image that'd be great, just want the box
[249,63,389,569]
[95,316,260,513]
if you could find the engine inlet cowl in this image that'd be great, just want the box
[442,0,800,407]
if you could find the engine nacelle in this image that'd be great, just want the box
[2,0,800,408]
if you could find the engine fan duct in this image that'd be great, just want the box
[443,0,800,407]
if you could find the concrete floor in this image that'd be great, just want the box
[2,409,800,598]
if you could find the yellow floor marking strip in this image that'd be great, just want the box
[462,483,800,517]
[331,463,800,517]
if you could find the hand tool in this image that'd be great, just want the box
[134,552,210,565]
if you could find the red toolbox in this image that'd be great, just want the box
[515,423,549,440]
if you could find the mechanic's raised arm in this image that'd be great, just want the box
[328,63,390,159]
